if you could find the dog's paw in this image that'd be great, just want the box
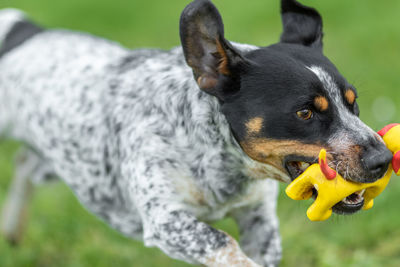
[205,237,262,267]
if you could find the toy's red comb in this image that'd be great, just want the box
[393,151,400,174]
[318,149,336,180]
[378,123,400,137]
[377,123,400,174]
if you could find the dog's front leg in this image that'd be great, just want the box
[124,160,261,267]
[142,210,261,267]
[231,184,282,267]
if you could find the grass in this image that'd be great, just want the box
[0,0,400,266]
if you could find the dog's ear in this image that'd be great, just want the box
[280,0,323,50]
[180,0,245,98]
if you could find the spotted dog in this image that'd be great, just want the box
[0,0,392,266]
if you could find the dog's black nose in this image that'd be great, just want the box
[362,145,392,180]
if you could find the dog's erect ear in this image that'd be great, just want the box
[180,0,244,97]
[280,0,323,50]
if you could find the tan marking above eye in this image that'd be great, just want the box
[246,117,263,134]
[345,89,356,105]
[314,96,329,111]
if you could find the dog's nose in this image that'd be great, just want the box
[362,145,392,181]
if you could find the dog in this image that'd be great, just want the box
[0,0,393,266]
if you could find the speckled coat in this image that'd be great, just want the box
[0,8,281,267]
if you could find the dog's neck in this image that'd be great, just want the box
[107,43,289,205]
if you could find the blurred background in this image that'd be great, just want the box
[0,0,399,266]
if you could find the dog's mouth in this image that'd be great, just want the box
[332,189,365,214]
[284,156,364,215]
[284,156,317,180]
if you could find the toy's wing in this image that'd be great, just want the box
[363,166,393,210]
[285,165,319,201]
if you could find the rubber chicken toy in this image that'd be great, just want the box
[285,123,400,221]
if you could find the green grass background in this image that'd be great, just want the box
[0,0,400,266]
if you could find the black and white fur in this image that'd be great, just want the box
[0,0,392,266]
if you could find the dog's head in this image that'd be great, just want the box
[180,0,392,214]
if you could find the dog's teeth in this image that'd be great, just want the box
[342,191,365,205]
[313,184,319,192]
[360,189,366,196]
[342,196,353,204]
[299,162,310,171]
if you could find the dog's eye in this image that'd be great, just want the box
[296,109,313,120]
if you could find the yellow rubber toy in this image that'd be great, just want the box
[285,123,400,221]
[285,150,392,221]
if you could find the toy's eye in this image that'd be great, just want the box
[296,109,313,120]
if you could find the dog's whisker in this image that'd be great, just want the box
[326,151,338,155]
[335,161,343,174]
[345,164,350,179]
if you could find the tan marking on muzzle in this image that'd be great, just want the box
[240,138,329,173]
[245,117,263,135]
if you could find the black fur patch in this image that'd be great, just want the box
[0,20,43,58]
